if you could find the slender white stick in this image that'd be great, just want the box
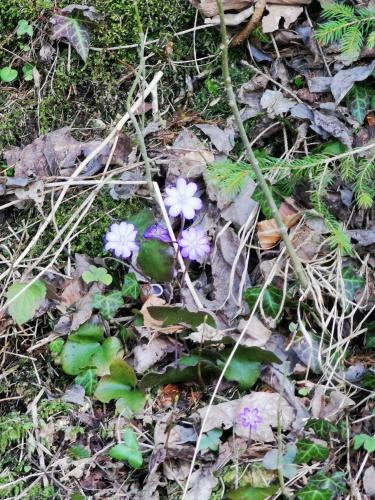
[153,181,203,309]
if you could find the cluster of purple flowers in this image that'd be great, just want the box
[104,178,210,263]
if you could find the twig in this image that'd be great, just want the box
[217,0,308,290]
[231,0,267,46]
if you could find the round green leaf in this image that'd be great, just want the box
[137,239,174,282]
[94,359,138,403]
[6,280,46,325]
[74,369,98,396]
[82,265,112,286]
[61,323,104,375]
[92,337,124,376]
[109,428,142,468]
[0,66,18,83]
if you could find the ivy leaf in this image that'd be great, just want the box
[50,15,90,61]
[92,291,123,319]
[346,85,370,124]
[263,444,297,479]
[82,265,112,286]
[74,369,97,396]
[199,429,223,451]
[227,485,278,500]
[306,418,337,439]
[296,439,329,464]
[0,66,18,83]
[94,358,138,403]
[109,428,143,468]
[307,471,347,496]
[92,337,124,376]
[121,272,140,300]
[342,266,365,301]
[61,323,104,376]
[244,286,284,318]
[353,433,375,452]
[147,305,216,329]
[6,280,46,325]
[137,240,175,282]
[297,486,332,500]
[17,19,33,37]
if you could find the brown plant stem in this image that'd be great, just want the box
[231,0,267,47]
[216,0,308,290]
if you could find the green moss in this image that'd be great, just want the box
[38,399,73,420]
[32,190,143,258]
[0,412,33,454]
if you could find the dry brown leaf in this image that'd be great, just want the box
[133,337,175,373]
[235,316,272,347]
[257,201,301,249]
[60,278,85,312]
[262,4,303,33]
[141,295,166,329]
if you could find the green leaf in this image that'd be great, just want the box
[74,369,97,396]
[346,85,370,124]
[109,428,143,468]
[22,63,34,81]
[146,306,216,329]
[6,280,47,325]
[61,323,104,376]
[227,485,278,500]
[321,140,346,156]
[199,429,223,451]
[307,471,347,496]
[68,445,90,459]
[82,265,112,286]
[121,272,140,300]
[306,418,338,439]
[115,391,145,415]
[366,322,375,350]
[17,19,33,37]
[244,286,284,318]
[92,291,123,319]
[262,444,297,479]
[353,433,375,452]
[128,208,154,236]
[92,337,124,376]
[137,240,174,282]
[49,338,64,356]
[0,66,18,83]
[361,371,375,389]
[342,266,365,301]
[139,366,207,389]
[50,15,90,61]
[297,485,332,500]
[94,358,137,403]
[296,439,329,464]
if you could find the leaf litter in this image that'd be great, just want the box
[1,0,375,498]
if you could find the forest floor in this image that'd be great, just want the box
[0,0,374,499]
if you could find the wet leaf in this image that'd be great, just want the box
[61,323,104,375]
[296,439,329,464]
[109,428,143,468]
[147,305,216,329]
[94,359,138,403]
[92,291,123,319]
[227,485,278,500]
[6,280,47,325]
[137,240,175,282]
[82,265,112,286]
[50,14,90,61]
[121,272,140,300]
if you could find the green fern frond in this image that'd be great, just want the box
[206,160,251,199]
[353,160,375,209]
[315,20,349,45]
[340,156,355,183]
[320,2,354,22]
[368,31,375,48]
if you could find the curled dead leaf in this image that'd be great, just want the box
[257,201,301,249]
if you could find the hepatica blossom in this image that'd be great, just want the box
[164,178,202,220]
[179,227,210,261]
[238,407,262,431]
[105,222,138,259]
[144,223,171,243]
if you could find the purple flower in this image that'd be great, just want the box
[164,178,202,220]
[105,222,138,259]
[238,407,262,431]
[179,227,210,261]
[144,223,171,243]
